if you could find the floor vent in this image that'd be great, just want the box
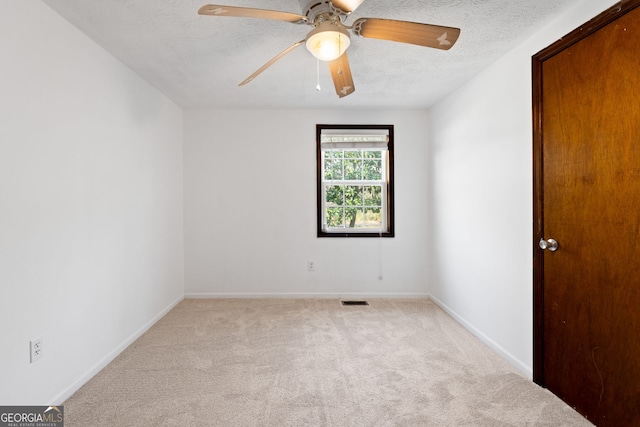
[341,300,369,306]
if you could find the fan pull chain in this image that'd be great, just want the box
[316,59,321,91]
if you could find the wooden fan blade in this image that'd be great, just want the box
[239,40,306,86]
[329,52,355,98]
[198,4,307,24]
[331,0,365,14]
[352,18,460,50]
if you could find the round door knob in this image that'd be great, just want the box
[539,238,559,252]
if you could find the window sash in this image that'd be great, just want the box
[320,146,388,232]
[321,182,388,232]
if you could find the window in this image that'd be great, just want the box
[316,124,394,237]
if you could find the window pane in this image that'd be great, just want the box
[345,208,358,228]
[324,159,343,180]
[326,207,344,228]
[344,151,360,159]
[363,186,382,206]
[364,208,382,228]
[364,151,382,159]
[344,159,362,180]
[325,185,344,206]
[325,151,342,159]
[344,186,362,206]
[323,159,332,180]
[363,159,382,180]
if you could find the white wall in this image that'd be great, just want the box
[184,109,430,297]
[0,2,184,404]
[426,0,619,377]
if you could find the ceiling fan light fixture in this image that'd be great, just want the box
[305,22,350,61]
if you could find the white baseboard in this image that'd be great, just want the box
[185,292,430,299]
[51,295,184,405]
[428,294,533,379]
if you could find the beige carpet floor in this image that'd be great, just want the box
[64,299,592,426]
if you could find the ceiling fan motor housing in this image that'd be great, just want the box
[298,0,349,23]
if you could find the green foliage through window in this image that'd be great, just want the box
[322,149,384,229]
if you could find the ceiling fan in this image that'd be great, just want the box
[198,0,461,98]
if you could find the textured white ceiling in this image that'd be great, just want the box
[41,0,583,109]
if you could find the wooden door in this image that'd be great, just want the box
[533,2,640,425]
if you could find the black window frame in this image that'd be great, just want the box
[316,124,395,238]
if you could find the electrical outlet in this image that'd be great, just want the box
[30,337,43,363]
[307,261,315,272]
